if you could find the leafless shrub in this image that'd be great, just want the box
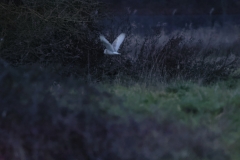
[123,34,240,84]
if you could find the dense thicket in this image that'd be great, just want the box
[0,0,106,77]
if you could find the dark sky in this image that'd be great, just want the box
[100,0,240,15]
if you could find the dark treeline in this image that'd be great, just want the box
[100,0,240,15]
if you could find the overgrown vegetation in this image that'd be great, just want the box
[1,0,240,159]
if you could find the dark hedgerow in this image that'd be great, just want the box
[0,0,106,77]
[0,0,239,83]
[99,20,239,84]
[131,34,239,84]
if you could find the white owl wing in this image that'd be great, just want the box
[100,35,114,52]
[112,33,126,51]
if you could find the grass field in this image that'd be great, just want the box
[48,77,240,159]
[1,60,240,159]
[108,79,240,159]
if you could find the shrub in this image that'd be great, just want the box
[98,16,240,84]
[0,0,106,77]
[126,34,239,84]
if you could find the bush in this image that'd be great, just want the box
[0,0,106,77]
[120,34,239,84]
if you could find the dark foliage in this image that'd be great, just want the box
[0,0,239,84]
[133,35,239,84]
[0,0,106,77]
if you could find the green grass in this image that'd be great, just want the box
[98,80,240,159]
[55,80,240,136]
[104,81,232,117]
[52,79,240,155]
